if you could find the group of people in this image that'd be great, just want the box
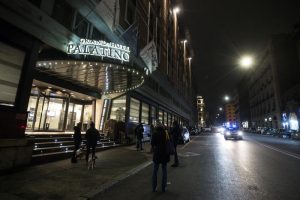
[71,121,100,164]
[71,119,181,193]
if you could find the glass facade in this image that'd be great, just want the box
[110,95,126,122]
[158,110,163,123]
[164,111,167,127]
[141,103,149,124]
[26,85,94,132]
[129,97,140,123]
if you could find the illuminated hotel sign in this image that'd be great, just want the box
[67,39,130,62]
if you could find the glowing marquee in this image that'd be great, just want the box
[67,39,130,62]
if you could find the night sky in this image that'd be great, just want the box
[179,0,300,117]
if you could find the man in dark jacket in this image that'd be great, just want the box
[170,120,180,167]
[151,120,170,192]
[85,122,100,163]
[71,122,82,163]
[135,123,144,151]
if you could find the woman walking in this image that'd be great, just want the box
[151,120,170,192]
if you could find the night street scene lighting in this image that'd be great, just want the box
[0,0,300,199]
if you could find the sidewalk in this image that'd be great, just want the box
[0,143,153,200]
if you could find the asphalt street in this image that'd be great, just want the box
[92,132,300,200]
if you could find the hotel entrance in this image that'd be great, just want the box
[26,80,95,132]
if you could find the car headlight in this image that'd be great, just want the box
[238,131,243,136]
[225,131,230,135]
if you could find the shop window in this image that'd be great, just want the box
[83,104,93,131]
[129,97,140,123]
[141,103,149,124]
[52,0,75,31]
[0,42,25,106]
[158,109,163,123]
[150,105,156,124]
[163,111,167,127]
[110,96,126,122]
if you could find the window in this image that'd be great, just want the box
[125,0,136,25]
[141,103,149,124]
[73,12,90,38]
[164,111,167,126]
[91,27,106,40]
[129,97,140,123]
[0,42,25,106]
[150,105,156,123]
[52,0,75,31]
[110,96,126,122]
[158,109,163,122]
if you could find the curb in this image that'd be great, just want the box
[79,160,152,199]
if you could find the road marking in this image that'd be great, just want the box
[178,152,200,157]
[257,142,300,160]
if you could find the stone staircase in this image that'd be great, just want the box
[26,133,120,164]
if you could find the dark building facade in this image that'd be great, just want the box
[248,33,300,130]
[0,0,195,170]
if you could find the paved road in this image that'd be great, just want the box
[93,133,300,200]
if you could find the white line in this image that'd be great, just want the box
[257,142,300,160]
[181,138,193,149]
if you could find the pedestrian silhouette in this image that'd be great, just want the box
[85,122,100,163]
[170,120,180,167]
[71,122,82,163]
[151,120,170,192]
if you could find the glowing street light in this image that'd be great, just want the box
[224,95,230,101]
[219,107,223,111]
[174,7,180,14]
[239,55,254,68]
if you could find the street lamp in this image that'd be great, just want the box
[224,95,230,101]
[239,55,254,69]
[219,107,223,111]
[173,7,180,14]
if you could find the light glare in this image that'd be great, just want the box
[240,56,253,68]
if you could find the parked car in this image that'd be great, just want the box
[188,126,199,135]
[291,131,300,140]
[277,129,291,138]
[203,127,212,132]
[224,128,243,140]
[179,126,190,144]
[262,128,277,135]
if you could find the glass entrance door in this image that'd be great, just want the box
[66,103,83,131]
[29,95,67,131]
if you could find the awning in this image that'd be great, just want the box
[35,60,145,95]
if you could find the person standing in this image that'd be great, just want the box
[170,120,180,167]
[85,122,100,163]
[151,120,170,192]
[135,123,144,151]
[71,122,82,163]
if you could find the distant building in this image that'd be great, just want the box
[248,33,300,130]
[197,96,206,128]
[225,103,236,125]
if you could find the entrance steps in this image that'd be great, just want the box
[26,133,120,164]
